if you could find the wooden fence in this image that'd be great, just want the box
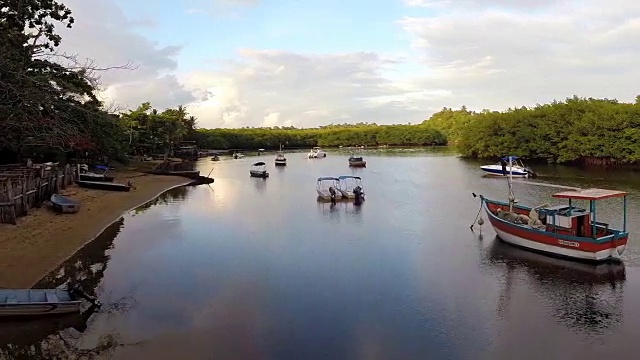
[0,164,76,225]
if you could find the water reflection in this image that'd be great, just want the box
[134,186,190,214]
[482,238,625,335]
[0,218,125,359]
[252,177,267,192]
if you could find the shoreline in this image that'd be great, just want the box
[0,171,191,289]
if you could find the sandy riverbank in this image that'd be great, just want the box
[0,170,191,288]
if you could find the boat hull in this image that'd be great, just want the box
[75,180,131,192]
[79,174,115,182]
[348,161,366,167]
[480,165,529,177]
[275,159,287,166]
[482,200,627,262]
[50,195,80,214]
[0,302,81,316]
[250,171,269,178]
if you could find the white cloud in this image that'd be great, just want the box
[399,0,640,111]
[55,0,196,109]
[183,50,450,128]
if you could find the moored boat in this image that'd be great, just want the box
[348,155,366,167]
[308,147,327,158]
[50,194,80,214]
[250,162,269,178]
[337,175,365,200]
[275,145,287,166]
[211,155,220,161]
[316,177,341,200]
[474,157,628,262]
[480,156,536,178]
[0,288,99,317]
[79,173,115,182]
[75,180,131,192]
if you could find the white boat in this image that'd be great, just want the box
[250,162,269,178]
[275,145,287,166]
[480,156,536,178]
[233,152,245,159]
[316,177,341,200]
[338,175,365,199]
[0,288,99,317]
[308,147,327,158]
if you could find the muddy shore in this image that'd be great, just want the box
[0,171,190,288]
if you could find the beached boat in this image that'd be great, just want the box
[250,162,269,178]
[78,164,115,182]
[0,288,98,317]
[75,180,131,192]
[308,147,327,158]
[348,155,366,167]
[147,170,200,179]
[316,177,341,200]
[474,158,628,262]
[50,194,80,214]
[480,156,536,178]
[275,145,287,166]
[338,175,365,199]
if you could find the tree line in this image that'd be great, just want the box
[424,96,640,165]
[4,1,640,166]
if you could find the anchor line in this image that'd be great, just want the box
[470,199,484,230]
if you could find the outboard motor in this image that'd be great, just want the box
[500,158,508,176]
[329,186,337,204]
[353,185,363,205]
[525,167,537,178]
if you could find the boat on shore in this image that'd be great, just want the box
[250,162,269,178]
[0,288,100,317]
[474,158,628,262]
[78,165,115,182]
[308,147,327,158]
[480,156,536,178]
[50,194,80,214]
[337,175,365,200]
[348,154,366,167]
[317,177,341,200]
[75,180,131,192]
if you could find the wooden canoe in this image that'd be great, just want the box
[75,180,131,192]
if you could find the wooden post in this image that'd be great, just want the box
[6,179,16,225]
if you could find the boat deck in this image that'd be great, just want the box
[0,289,73,304]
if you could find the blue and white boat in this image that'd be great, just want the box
[480,156,536,178]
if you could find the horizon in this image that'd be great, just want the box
[56,0,640,129]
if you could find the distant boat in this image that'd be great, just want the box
[337,175,365,200]
[0,288,99,317]
[211,155,220,161]
[316,177,341,200]
[75,180,131,192]
[348,154,366,167]
[480,156,536,178]
[233,152,245,159]
[50,194,80,214]
[250,162,269,178]
[275,145,287,166]
[308,147,327,158]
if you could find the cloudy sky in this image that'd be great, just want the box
[56,0,640,129]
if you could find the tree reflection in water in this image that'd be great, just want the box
[481,237,625,335]
[0,216,125,359]
[133,186,190,214]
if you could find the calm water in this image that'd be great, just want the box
[4,148,640,359]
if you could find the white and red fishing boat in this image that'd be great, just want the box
[474,158,629,262]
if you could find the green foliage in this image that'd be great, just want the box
[425,96,640,164]
[194,123,447,150]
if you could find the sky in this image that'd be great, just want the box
[55,0,640,129]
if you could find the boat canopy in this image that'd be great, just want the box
[501,156,520,162]
[252,162,266,166]
[338,175,361,180]
[317,177,339,181]
[552,188,628,201]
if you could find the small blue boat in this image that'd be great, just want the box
[50,194,81,214]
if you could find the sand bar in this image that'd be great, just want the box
[0,171,190,288]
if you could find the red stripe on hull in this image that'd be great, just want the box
[487,212,627,254]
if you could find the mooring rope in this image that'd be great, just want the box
[470,200,484,230]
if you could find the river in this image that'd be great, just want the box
[3,148,640,359]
